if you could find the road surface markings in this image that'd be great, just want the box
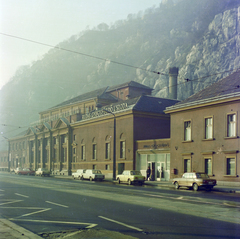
[145,193,240,208]
[45,200,69,208]
[9,219,97,229]
[99,216,143,232]
[15,193,29,198]
[19,208,52,218]
[0,189,5,191]
[0,199,23,206]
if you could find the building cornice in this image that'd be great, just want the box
[165,92,240,114]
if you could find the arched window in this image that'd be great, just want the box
[105,135,111,160]
[81,139,85,160]
[92,137,97,160]
[120,133,125,159]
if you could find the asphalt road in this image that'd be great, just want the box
[0,173,239,238]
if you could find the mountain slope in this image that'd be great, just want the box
[0,0,239,149]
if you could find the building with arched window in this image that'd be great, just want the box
[5,81,178,178]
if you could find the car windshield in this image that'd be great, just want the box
[196,173,209,178]
[93,170,101,174]
[130,171,141,175]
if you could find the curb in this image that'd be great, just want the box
[0,219,42,239]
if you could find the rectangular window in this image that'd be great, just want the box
[105,142,110,159]
[227,114,236,137]
[205,158,212,175]
[226,158,235,175]
[92,144,96,159]
[184,159,191,172]
[120,141,125,159]
[184,121,191,141]
[93,164,96,169]
[81,145,85,160]
[205,117,213,139]
[105,164,110,170]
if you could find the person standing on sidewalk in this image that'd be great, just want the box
[147,166,151,181]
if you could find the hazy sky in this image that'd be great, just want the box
[0,0,162,89]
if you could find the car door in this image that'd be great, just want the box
[186,173,194,187]
[180,173,188,186]
[123,171,129,182]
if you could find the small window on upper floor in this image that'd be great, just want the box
[227,113,237,137]
[184,121,191,141]
[205,117,213,139]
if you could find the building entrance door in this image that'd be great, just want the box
[151,162,156,181]
[160,162,165,181]
[118,163,125,174]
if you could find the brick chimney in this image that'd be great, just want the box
[169,67,179,99]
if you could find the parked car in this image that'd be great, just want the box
[72,169,86,179]
[17,168,35,176]
[81,169,105,181]
[35,168,51,176]
[14,167,23,174]
[116,170,145,185]
[173,172,217,191]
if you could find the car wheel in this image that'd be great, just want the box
[18,172,21,175]
[89,177,93,181]
[128,179,132,185]
[193,183,199,191]
[174,182,179,189]
[117,178,121,184]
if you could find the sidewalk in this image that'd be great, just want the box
[0,218,42,239]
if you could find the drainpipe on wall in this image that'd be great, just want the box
[169,67,179,100]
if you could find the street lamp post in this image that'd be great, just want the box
[102,108,116,180]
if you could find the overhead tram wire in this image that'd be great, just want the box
[166,67,240,91]
[1,33,239,96]
[0,32,167,76]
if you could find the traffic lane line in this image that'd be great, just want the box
[9,218,97,229]
[99,216,143,232]
[18,208,52,218]
[145,193,240,208]
[0,199,23,205]
[45,200,69,208]
[15,193,29,198]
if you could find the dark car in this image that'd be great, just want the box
[18,168,35,176]
[173,172,217,191]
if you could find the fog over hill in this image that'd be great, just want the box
[1,0,240,149]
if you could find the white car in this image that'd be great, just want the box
[72,169,86,180]
[116,170,145,185]
[14,167,23,174]
[82,169,105,181]
[35,168,51,176]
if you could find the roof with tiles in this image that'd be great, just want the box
[133,95,179,114]
[41,81,152,113]
[100,95,179,114]
[107,81,153,92]
[42,87,117,112]
[166,70,240,111]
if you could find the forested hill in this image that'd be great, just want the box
[1,0,240,147]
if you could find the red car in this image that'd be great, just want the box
[18,168,35,176]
